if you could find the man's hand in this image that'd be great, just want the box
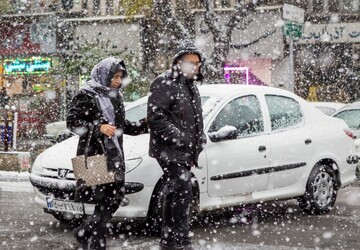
[100,124,116,137]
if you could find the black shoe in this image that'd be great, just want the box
[181,244,194,250]
[159,240,193,250]
[73,227,88,250]
[159,238,175,249]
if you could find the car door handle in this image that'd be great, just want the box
[305,139,312,144]
[258,145,266,152]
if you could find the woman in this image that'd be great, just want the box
[67,57,147,250]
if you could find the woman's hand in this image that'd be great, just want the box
[100,124,116,137]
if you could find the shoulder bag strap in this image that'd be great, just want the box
[83,124,95,169]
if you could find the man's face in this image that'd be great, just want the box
[177,54,201,80]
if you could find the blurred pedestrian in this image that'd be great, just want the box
[147,40,207,250]
[67,57,147,250]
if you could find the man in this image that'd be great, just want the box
[147,40,206,250]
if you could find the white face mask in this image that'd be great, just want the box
[178,61,199,80]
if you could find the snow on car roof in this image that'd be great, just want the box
[198,83,289,98]
[310,101,346,110]
[127,84,295,110]
[333,101,360,114]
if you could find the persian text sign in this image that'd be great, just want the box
[4,57,52,75]
[298,23,360,44]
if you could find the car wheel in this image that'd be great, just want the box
[298,164,337,215]
[146,177,198,236]
[52,211,84,226]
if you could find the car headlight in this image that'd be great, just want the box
[125,157,142,173]
[31,156,44,174]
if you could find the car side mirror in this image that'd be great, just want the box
[208,126,238,142]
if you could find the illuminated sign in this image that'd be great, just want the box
[3,57,52,75]
[224,66,249,85]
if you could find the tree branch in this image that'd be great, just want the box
[230,29,277,49]
[202,0,222,38]
[225,2,255,39]
[153,0,191,40]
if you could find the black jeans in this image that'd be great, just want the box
[74,182,124,250]
[157,160,193,246]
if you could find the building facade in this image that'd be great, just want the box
[295,0,360,103]
[1,0,359,141]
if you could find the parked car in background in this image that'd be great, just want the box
[310,101,346,116]
[29,84,358,227]
[332,102,360,138]
[331,102,360,180]
[44,103,132,143]
[44,120,73,144]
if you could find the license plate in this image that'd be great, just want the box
[46,197,84,214]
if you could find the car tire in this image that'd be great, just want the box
[298,164,337,215]
[146,177,198,236]
[52,211,84,226]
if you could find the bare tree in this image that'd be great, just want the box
[153,0,274,79]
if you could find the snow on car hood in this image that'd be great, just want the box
[37,133,149,170]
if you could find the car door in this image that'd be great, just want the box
[206,94,270,198]
[265,95,310,190]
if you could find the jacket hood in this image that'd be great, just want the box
[90,57,128,87]
[171,39,204,81]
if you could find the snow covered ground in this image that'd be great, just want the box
[0,170,32,192]
[1,170,359,249]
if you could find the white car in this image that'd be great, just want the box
[332,102,360,138]
[331,102,360,180]
[30,84,359,226]
[44,121,68,138]
[310,101,346,116]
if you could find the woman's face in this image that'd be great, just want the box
[110,71,124,89]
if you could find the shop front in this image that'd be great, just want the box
[0,56,62,140]
[0,16,62,141]
[295,22,360,103]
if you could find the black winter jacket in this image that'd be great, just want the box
[67,89,147,202]
[147,71,206,165]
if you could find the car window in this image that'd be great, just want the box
[126,103,147,123]
[265,95,303,131]
[333,109,360,129]
[201,96,210,104]
[209,95,264,137]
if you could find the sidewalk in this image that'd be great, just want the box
[0,170,30,181]
[0,137,54,172]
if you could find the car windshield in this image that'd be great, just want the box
[125,96,218,123]
[333,109,360,129]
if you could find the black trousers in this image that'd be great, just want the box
[157,160,193,246]
[74,182,124,250]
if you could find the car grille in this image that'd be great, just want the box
[43,167,76,181]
